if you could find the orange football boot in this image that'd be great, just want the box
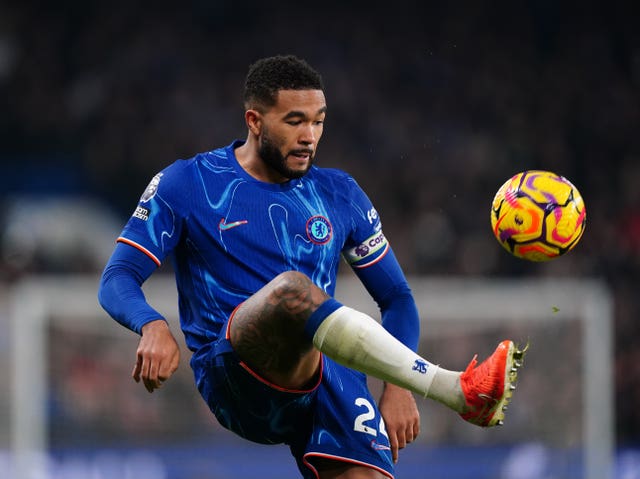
[459,340,528,427]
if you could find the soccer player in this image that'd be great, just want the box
[98,55,526,479]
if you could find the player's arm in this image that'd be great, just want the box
[98,241,180,393]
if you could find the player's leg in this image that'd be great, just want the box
[311,303,527,426]
[229,270,526,426]
[229,270,444,394]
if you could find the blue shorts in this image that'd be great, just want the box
[190,333,394,478]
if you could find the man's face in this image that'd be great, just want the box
[257,89,326,180]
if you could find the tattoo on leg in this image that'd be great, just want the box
[231,272,330,376]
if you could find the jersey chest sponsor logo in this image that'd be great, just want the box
[306,215,333,244]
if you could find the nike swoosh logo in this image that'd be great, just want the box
[218,218,248,231]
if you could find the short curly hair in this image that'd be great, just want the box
[243,55,324,111]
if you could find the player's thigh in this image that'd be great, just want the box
[228,271,327,386]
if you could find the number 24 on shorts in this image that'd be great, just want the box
[353,397,388,438]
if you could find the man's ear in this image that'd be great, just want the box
[245,109,262,136]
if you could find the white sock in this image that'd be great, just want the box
[313,306,430,396]
[313,306,463,410]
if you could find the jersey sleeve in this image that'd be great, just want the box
[340,176,420,351]
[98,241,166,334]
[117,161,190,265]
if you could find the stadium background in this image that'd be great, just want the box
[0,0,638,477]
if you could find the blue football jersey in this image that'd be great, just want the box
[118,140,390,351]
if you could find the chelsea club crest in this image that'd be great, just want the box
[306,215,333,245]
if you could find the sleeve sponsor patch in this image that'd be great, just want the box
[343,231,389,268]
[133,205,150,221]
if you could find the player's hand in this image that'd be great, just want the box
[133,319,181,393]
[378,382,420,464]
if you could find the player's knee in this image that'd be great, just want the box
[271,270,314,297]
[269,271,329,317]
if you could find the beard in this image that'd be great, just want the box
[258,131,315,180]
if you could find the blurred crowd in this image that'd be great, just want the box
[0,0,638,446]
